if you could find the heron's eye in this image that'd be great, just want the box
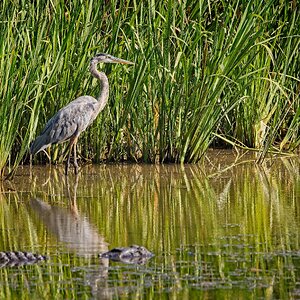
[95,53,106,59]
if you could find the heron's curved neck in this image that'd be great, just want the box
[89,61,109,111]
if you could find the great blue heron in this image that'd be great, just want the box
[30,53,134,174]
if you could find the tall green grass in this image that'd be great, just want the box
[0,0,299,176]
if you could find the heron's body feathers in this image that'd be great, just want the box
[30,96,99,155]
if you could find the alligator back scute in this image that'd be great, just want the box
[0,251,47,267]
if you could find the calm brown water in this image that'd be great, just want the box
[1,151,300,299]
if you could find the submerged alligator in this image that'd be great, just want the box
[0,251,47,267]
[0,245,152,267]
[100,245,154,264]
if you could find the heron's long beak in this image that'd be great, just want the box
[112,56,134,65]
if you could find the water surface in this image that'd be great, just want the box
[1,151,300,299]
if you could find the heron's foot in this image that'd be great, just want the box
[64,159,80,175]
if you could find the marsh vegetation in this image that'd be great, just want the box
[0,0,299,176]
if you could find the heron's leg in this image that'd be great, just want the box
[65,141,74,175]
[73,139,79,175]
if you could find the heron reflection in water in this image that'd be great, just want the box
[30,54,134,174]
[30,175,108,257]
[30,174,112,296]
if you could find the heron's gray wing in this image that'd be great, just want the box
[30,96,97,154]
[45,97,98,143]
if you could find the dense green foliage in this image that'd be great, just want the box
[0,0,299,175]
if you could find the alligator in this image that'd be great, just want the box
[0,245,153,267]
[0,251,47,267]
[100,245,154,264]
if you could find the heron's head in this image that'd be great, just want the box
[91,53,134,65]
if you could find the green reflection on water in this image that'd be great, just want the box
[1,153,300,299]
